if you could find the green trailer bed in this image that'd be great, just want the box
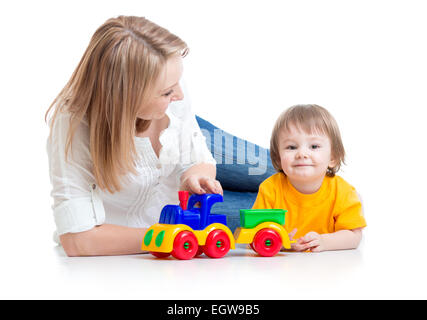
[239,209,287,229]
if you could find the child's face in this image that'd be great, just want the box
[278,125,336,183]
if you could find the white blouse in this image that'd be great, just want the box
[47,92,215,242]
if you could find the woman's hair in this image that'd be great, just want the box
[45,16,188,193]
[270,104,346,177]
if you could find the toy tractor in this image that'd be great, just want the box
[141,191,235,260]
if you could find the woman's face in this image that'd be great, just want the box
[137,55,184,120]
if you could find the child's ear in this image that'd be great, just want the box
[328,158,337,169]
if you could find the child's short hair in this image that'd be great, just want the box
[270,104,345,177]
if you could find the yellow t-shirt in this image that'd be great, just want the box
[252,172,367,239]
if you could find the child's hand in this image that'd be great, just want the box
[288,228,297,241]
[288,228,304,251]
[295,231,325,252]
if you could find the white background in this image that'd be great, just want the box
[1,0,427,300]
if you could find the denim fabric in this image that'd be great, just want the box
[196,116,276,232]
[196,116,276,191]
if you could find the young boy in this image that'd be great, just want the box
[252,104,366,252]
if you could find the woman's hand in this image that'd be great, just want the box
[180,163,223,195]
[180,175,223,195]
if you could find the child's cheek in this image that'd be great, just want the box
[280,156,292,173]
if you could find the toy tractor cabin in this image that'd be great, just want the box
[159,192,227,230]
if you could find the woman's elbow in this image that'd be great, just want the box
[59,228,96,257]
[60,233,81,256]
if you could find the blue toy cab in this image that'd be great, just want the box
[159,193,227,230]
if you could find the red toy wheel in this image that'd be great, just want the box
[252,228,282,257]
[150,251,171,258]
[204,229,231,258]
[171,231,198,260]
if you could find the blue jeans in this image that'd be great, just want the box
[196,116,276,232]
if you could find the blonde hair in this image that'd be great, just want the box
[45,16,188,193]
[270,104,345,177]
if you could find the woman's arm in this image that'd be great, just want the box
[293,228,363,252]
[61,162,221,257]
[60,224,147,257]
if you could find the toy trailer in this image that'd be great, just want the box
[234,209,293,257]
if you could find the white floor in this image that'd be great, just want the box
[2,224,426,299]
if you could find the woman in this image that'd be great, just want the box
[46,16,274,256]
